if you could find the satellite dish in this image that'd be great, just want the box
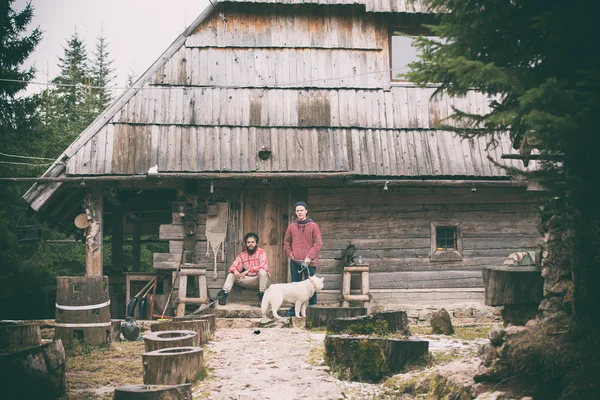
[74,214,91,229]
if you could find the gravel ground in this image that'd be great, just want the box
[193,326,489,400]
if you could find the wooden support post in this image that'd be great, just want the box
[176,274,188,317]
[361,270,371,314]
[111,209,123,274]
[132,221,141,272]
[85,187,104,277]
[341,271,351,308]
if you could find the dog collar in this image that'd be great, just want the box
[308,276,317,289]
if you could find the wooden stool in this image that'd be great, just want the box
[340,264,371,314]
[175,265,208,317]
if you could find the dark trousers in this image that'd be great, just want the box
[290,260,317,305]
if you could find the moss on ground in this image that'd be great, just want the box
[380,372,472,400]
[410,324,496,340]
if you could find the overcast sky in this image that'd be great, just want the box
[16,0,209,95]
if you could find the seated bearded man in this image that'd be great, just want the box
[217,232,269,306]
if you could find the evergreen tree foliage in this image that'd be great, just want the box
[408,1,600,324]
[51,30,94,130]
[0,0,41,127]
[0,1,86,319]
[89,26,115,114]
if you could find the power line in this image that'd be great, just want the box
[0,151,56,161]
[0,160,64,167]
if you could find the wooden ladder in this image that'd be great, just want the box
[340,264,372,314]
[175,265,208,317]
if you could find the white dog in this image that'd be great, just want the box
[261,276,325,319]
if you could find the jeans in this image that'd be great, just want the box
[290,260,317,305]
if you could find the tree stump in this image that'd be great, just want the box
[143,330,198,352]
[386,338,429,371]
[142,347,204,385]
[113,384,192,400]
[370,311,411,335]
[324,335,429,382]
[173,313,216,334]
[430,309,454,335]
[0,321,41,348]
[482,266,544,306]
[324,335,389,382]
[0,339,66,399]
[305,306,366,329]
[151,320,210,345]
[327,311,410,336]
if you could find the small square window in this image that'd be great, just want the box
[436,227,456,250]
[430,222,463,262]
[390,28,439,82]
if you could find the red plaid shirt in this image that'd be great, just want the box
[228,247,269,277]
[284,219,323,267]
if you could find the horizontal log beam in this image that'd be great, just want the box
[346,179,528,188]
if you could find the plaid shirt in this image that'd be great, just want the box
[284,220,323,267]
[228,247,269,276]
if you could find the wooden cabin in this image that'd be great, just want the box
[24,0,544,315]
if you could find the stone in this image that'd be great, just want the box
[430,309,454,335]
[453,307,473,318]
[418,309,435,321]
[478,343,498,366]
[501,304,538,326]
[473,307,495,322]
[488,328,506,346]
[474,391,513,400]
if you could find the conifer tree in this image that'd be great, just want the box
[409,0,600,325]
[51,30,92,128]
[0,0,41,127]
[90,26,115,113]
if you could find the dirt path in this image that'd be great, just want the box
[193,327,345,400]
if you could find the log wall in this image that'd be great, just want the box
[309,187,544,305]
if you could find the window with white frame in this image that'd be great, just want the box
[430,221,463,262]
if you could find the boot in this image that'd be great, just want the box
[284,306,295,317]
[257,292,264,307]
[217,289,228,306]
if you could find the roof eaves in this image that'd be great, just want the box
[23,2,219,211]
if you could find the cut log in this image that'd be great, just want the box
[151,320,210,345]
[0,321,41,348]
[113,384,192,400]
[173,313,216,334]
[0,340,66,398]
[324,335,429,382]
[327,311,410,336]
[482,266,544,306]
[305,306,367,329]
[143,330,198,352]
[142,346,204,385]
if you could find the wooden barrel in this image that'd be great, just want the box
[54,276,111,346]
[173,313,216,334]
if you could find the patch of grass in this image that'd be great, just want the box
[64,340,144,397]
[452,325,493,340]
[306,336,325,366]
[409,324,495,341]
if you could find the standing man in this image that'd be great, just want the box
[284,201,323,316]
[217,232,269,306]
